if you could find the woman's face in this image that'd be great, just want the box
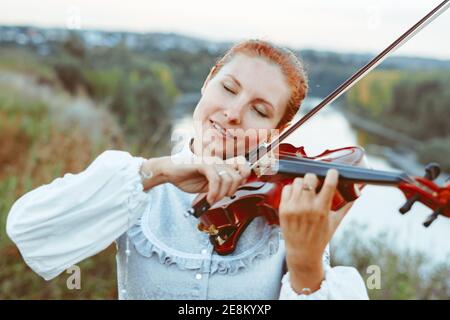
[192,53,290,159]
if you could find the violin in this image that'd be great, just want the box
[190,144,450,255]
[187,0,450,255]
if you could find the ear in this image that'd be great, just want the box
[201,66,217,95]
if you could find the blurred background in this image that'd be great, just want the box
[0,0,449,299]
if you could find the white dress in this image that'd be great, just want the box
[6,140,369,299]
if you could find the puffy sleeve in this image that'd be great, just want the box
[279,245,369,300]
[6,150,150,281]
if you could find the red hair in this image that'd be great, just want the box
[207,39,309,129]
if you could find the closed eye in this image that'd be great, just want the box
[253,106,268,118]
[223,84,235,94]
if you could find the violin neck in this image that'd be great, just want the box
[276,158,412,186]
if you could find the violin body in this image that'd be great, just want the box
[194,143,368,255]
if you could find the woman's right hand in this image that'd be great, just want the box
[141,156,251,205]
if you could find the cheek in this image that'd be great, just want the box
[193,95,221,122]
[192,101,207,122]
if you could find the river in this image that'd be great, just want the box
[171,96,450,266]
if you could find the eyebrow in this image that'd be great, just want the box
[225,74,275,110]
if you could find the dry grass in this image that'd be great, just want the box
[0,71,124,299]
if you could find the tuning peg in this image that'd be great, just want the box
[424,163,441,181]
[423,208,442,227]
[399,194,419,214]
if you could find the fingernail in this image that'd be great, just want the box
[329,168,339,176]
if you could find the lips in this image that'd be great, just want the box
[209,119,235,139]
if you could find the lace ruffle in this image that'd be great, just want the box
[127,214,281,275]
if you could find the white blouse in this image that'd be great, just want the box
[6,142,369,299]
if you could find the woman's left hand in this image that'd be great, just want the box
[279,169,354,294]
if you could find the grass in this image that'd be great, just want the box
[0,67,124,298]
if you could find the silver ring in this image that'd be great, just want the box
[218,170,228,176]
[302,184,313,191]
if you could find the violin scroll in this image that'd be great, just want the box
[425,162,441,181]
[398,162,450,227]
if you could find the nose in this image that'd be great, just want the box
[223,101,245,125]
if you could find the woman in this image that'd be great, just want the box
[6,40,368,300]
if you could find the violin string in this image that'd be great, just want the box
[272,154,412,184]
[251,151,408,185]
[278,156,405,179]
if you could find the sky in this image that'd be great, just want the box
[1,0,450,60]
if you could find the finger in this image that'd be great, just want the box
[226,157,250,178]
[280,184,292,204]
[291,177,303,199]
[202,166,221,205]
[203,155,224,166]
[255,154,272,175]
[226,166,243,196]
[225,156,243,167]
[317,169,339,210]
[299,173,319,202]
[215,166,233,201]
[234,157,251,180]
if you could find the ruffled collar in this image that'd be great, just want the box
[128,213,282,275]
